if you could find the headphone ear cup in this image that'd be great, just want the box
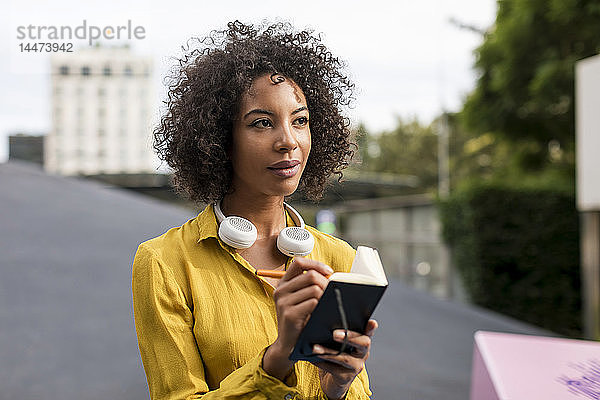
[218,216,257,249]
[277,227,315,257]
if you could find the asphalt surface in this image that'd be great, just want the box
[367,279,549,399]
[0,161,549,399]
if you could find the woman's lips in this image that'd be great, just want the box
[270,160,300,168]
[267,163,301,178]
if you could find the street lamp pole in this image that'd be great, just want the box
[438,112,450,199]
[438,111,452,299]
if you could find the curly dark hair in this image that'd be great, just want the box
[153,20,356,203]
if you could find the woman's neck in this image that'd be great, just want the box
[220,193,287,239]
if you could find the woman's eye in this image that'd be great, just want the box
[251,119,272,128]
[295,116,309,126]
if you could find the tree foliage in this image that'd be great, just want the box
[356,1,600,194]
[356,118,439,192]
[440,184,581,336]
[462,0,600,172]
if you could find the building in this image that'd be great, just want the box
[9,133,45,165]
[46,45,155,175]
[332,194,462,300]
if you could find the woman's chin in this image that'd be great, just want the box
[266,180,301,198]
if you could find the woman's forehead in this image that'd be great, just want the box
[241,74,307,110]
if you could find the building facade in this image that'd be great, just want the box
[46,46,155,175]
[334,194,464,301]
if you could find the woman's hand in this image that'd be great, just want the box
[313,319,378,400]
[262,257,333,381]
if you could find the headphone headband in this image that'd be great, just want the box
[214,201,304,227]
[213,200,227,223]
[282,202,305,228]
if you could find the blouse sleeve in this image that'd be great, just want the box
[346,368,372,399]
[132,243,302,400]
[314,358,372,399]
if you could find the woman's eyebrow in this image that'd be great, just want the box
[243,106,307,119]
[243,109,273,119]
[291,106,308,115]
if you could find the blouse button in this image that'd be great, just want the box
[284,393,295,400]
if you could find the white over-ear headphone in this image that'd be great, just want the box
[213,200,315,257]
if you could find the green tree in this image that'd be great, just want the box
[462,0,600,177]
[356,118,439,192]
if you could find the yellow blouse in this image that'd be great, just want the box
[132,204,372,399]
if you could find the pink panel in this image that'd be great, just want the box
[469,331,600,399]
[470,343,501,400]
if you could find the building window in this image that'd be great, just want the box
[98,108,106,118]
[124,66,133,76]
[98,87,106,97]
[59,65,69,75]
[98,128,105,137]
[103,66,111,76]
[81,66,90,76]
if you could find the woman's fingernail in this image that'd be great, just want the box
[325,265,334,274]
[333,330,345,340]
[313,344,324,354]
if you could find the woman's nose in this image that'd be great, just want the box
[274,122,298,152]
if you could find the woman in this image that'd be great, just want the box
[132,21,378,399]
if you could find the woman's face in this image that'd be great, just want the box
[229,74,311,199]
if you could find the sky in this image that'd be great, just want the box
[1,0,497,162]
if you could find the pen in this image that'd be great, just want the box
[255,269,286,279]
